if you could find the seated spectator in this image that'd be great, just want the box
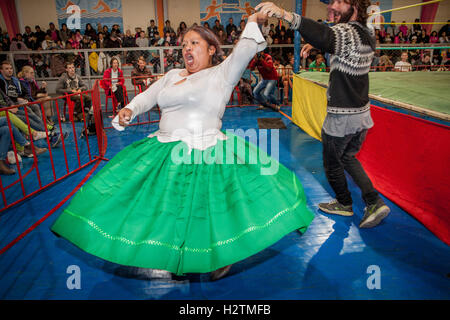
[213,19,225,36]
[413,18,422,33]
[111,24,122,38]
[2,37,11,52]
[399,21,408,37]
[0,61,50,132]
[371,50,380,69]
[102,57,125,110]
[394,52,412,72]
[22,26,34,47]
[68,32,81,49]
[409,49,421,64]
[31,51,50,78]
[50,48,66,77]
[282,55,294,104]
[148,19,158,44]
[56,62,92,122]
[273,56,284,103]
[383,33,393,44]
[169,31,178,46]
[18,66,54,124]
[0,88,47,142]
[59,23,70,44]
[34,26,46,45]
[84,23,97,41]
[79,35,90,49]
[430,31,439,43]
[419,30,429,44]
[9,37,30,72]
[102,25,110,38]
[278,30,288,44]
[378,53,394,71]
[266,30,275,45]
[432,50,443,67]
[131,57,152,92]
[394,31,405,44]
[123,29,137,48]
[106,31,122,50]
[0,118,47,175]
[414,53,432,71]
[136,31,149,47]
[227,27,239,45]
[409,31,420,44]
[309,54,327,72]
[136,31,149,60]
[47,23,60,42]
[26,34,39,51]
[261,20,270,37]
[226,18,237,36]
[217,29,227,44]
[97,32,106,48]
[163,20,175,35]
[439,31,448,43]
[41,34,56,50]
[238,67,254,105]
[177,21,188,37]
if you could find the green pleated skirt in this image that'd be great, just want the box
[51,131,314,275]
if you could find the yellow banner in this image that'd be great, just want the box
[292,74,328,141]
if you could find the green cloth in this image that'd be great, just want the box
[51,132,314,275]
[298,71,450,115]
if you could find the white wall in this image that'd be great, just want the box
[122,0,156,32]
[16,0,58,32]
[167,0,201,28]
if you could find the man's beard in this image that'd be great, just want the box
[334,6,354,24]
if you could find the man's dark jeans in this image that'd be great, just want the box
[322,128,379,206]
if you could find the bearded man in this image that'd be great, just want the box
[256,1,390,228]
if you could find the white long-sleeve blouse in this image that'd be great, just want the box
[113,22,266,151]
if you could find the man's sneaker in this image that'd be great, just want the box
[50,132,68,148]
[318,199,354,216]
[359,198,390,228]
[7,151,22,164]
[33,131,47,141]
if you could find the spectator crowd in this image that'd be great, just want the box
[0,17,448,78]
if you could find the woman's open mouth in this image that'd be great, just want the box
[185,53,195,66]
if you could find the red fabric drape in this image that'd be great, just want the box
[420,0,440,34]
[0,0,20,40]
[357,106,450,245]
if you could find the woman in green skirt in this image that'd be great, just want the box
[51,11,314,281]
